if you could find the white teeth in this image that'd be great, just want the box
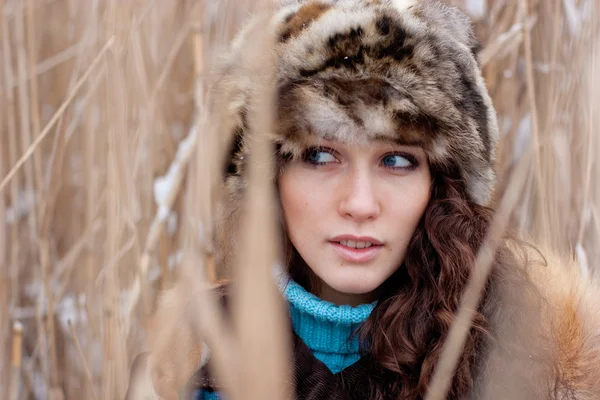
[339,240,374,249]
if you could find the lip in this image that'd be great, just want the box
[330,235,383,245]
[329,235,384,263]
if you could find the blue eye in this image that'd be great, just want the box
[303,148,338,165]
[382,154,414,169]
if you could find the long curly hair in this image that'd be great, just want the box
[284,164,534,399]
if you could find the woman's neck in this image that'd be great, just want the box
[316,279,379,307]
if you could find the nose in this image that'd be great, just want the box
[338,167,381,222]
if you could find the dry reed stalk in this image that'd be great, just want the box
[38,97,76,396]
[53,176,105,265]
[478,15,536,67]
[425,152,534,400]
[426,2,600,399]
[566,7,599,260]
[1,8,25,395]
[0,0,19,260]
[175,132,240,399]
[20,341,41,399]
[53,220,103,302]
[103,30,125,400]
[17,2,58,391]
[8,321,23,400]
[34,22,116,398]
[180,97,240,398]
[26,0,45,224]
[67,320,98,400]
[103,313,113,400]
[193,18,215,284]
[229,9,292,400]
[132,20,191,180]
[545,0,561,110]
[519,0,546,233]
[102,107,122,396]
[0,37,95,93]
[0,166,5,393]
[575,49,600,279]
[35,242,53,389]
[576,17,600,280]
[124,15,194,323]
[83,51,99,366]
[138,5,235,395]
[151,8,242,396]
[194,3,290,399]
[424,3,530,399]
[13,1,38,243]
[125,121,197,333]
[38,153,61,392]
[576,53,596,246]
[537,1,597,260]
[0,36,115,193]
[139,3,292,398]
[0,5,7,390]
[129,17,151,104]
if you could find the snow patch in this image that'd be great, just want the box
[56,295,88,332]
[5,190,37,224]
[167,212,178,236]
[153,126,197,209]
[171,122,184,140]
[563,0,581,37]
[157,205,170,222]
[513,114,531,162]
[148,262,162,281]
[168,250,183,271]
[575,243,590,279]
[464,0,487,21]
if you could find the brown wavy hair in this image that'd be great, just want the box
[283,165,532,399]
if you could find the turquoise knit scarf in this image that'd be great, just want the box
[284,279,376,373]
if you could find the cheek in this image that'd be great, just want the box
[278,169,324,236]
[386,176,431,241]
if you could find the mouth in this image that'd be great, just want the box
[329,236,384,263]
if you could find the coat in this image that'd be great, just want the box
[125,244,600,400]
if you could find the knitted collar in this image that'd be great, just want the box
[283,279,376,374]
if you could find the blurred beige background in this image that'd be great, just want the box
[0,0,598,398]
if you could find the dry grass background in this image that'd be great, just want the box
[0,0,599,399]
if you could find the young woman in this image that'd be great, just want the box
[126,1,600,399]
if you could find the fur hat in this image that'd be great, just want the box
[215,0,499,207]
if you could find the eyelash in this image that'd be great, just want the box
[301,146,419,171]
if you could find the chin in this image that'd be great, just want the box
[324,274,384,296]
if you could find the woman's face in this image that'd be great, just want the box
[278,138,431,306]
